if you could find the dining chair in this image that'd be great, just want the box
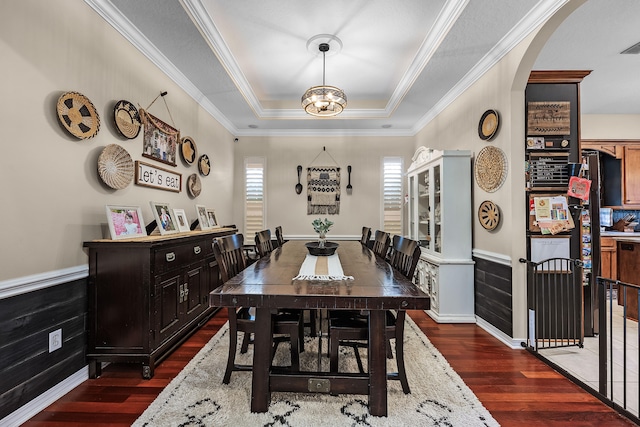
[213,233,303,384]
[371,230,391,259]
[275,225,286,247]
[360,226,371,247]
[254,229,274,257]
[328,235,421,394]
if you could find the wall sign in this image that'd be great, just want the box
[135,161,182,192]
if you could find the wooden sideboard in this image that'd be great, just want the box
[84,228,235,378]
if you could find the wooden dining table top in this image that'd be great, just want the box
[209,240,430,311]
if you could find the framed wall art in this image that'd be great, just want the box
[149,201,178,235]
[140,109,179,167]
[206,208,220,228]
[135,160,182,193]
[195,204,212,230]
[172,208,190,232]
[105,205,146,240]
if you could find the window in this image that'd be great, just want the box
[244,157,265,238]
[382,157,403,235]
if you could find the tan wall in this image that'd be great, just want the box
[232,136,415,238]
[0,1,234,281]
[582,114,640,139]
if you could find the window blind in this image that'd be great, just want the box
[245,158,265,238]
[383,157,403,235]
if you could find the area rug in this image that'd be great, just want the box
[133,317,499,426]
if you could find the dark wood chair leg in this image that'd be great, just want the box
[329,330,340,372]
[394,311,410,394]
[240,332,251,354]
[223,309,239,384]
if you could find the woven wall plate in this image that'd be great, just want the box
[181,136,197,165]
[478,200,500,230]
[475,146,507,193]
[56,91,100,139]
[97,144,134,190]
[198,154,211,176]
[478,109,499,140]
[113,100,141,139]
[187,173,202,197]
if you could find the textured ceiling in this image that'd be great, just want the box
[88,0,640,136]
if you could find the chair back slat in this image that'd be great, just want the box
[275,226,285,247]
[371,230,391,259]
[389,235,421,280]
[360,227,372,246]
[254,229,273,257]
[213,234,247,282]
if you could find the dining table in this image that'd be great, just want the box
[209,239,430,416]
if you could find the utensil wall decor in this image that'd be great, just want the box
[295,165,303,194]
[346,165,353,194]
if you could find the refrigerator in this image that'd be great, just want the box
[579,151,601,336]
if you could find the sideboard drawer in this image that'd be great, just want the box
[154,241,207,274]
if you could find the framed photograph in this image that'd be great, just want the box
[105,205,146,240]
[149,201,179,235]
[173,208,190,232]
[195,204,212,230]
[206,208,220,229]
[140,109,179,167]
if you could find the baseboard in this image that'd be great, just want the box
[426,310,476,324]
[1,366,89,427]
[475,316,525,349]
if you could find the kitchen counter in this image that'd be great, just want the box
[601,231,640,241]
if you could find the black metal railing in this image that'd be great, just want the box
[596,277,640,422]
[520,258,584,350]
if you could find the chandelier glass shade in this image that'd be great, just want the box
[301,43,347,117]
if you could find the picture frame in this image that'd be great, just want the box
[140,109,179,167]
[206,208,220,229]
[172,208,190,232]
[195,204,212,230]
[105,205,146,240]
[149,201,179,235]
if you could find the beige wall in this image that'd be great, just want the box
[232,136,415,238]
[0,1,234,281]
[582,114,640,140]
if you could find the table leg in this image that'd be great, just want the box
[251,306,273,412]
[368,310,387,416]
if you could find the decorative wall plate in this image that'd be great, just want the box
[97,144,134,190]
[181,136,197,165]
[198,154,211,176]
[56,91,100,139]
[187,173,201,197]
[478,200,500,230]
[475,146,507,193]
[478,109,499,140]
[113,100,141,139]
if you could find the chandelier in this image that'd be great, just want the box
[301,42,347,117]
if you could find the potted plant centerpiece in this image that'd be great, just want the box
[312,217,333,248]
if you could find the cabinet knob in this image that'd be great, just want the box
[194,246,201,254]
[166,252,176,262]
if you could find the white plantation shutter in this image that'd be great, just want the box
[245,158,265,238]
[383,157,403,235]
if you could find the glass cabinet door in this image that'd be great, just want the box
[433,164,442,254]
[418,169,431,249]
[408,175,416,240]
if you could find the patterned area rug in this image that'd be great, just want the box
[134,317,499,426]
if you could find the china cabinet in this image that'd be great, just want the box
[407,147,475,322]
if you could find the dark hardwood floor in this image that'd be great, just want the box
[23,309,635,426]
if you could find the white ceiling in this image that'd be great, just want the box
[87,0,640,137]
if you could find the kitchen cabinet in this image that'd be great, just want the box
[84,228,234,379]
[600,236,617,281]
[582,139,640,208]
[618,240,640,321]
[407,147,475,323]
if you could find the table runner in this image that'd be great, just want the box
[293,253,354,281]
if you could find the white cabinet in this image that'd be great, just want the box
[407,147,475,323]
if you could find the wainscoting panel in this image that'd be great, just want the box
[474,256,512,337]
[0,279,87,419]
